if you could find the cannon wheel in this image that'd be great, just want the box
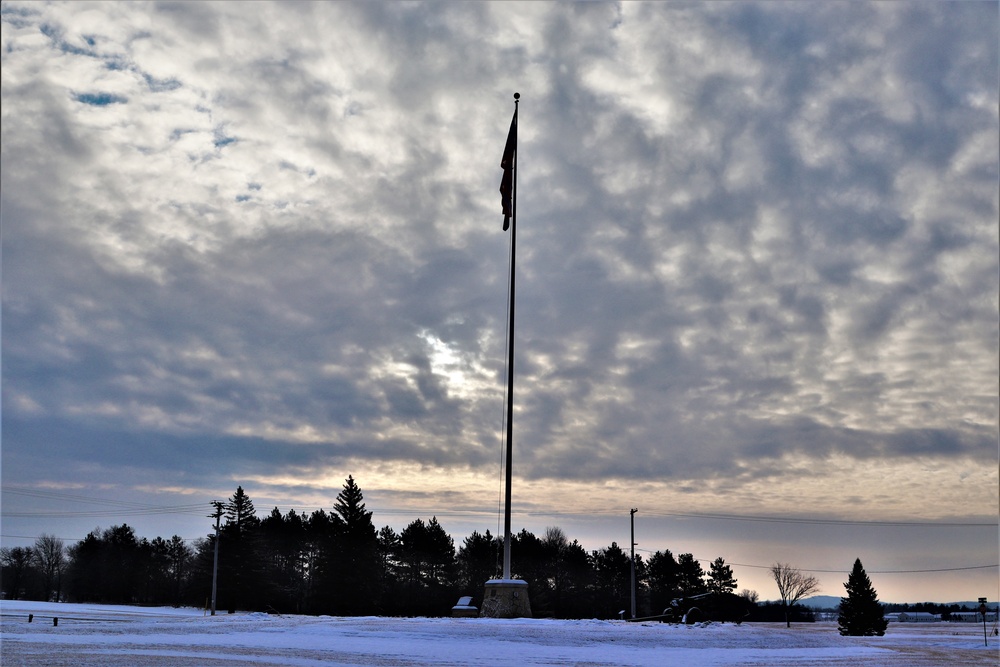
[683,607,703,624]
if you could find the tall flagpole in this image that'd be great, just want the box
[482,91,529,618]
[502,92,519,580]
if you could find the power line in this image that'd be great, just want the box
[631,546,998,575]
[865,565,999,574]
[2,487,207,517]
[1,487,209,520]
[6,486,993,528]
[4,487,202,507]
[647,511,996,528]
[532,508,995,528]
[717,560,1000,575]
[2,508,208,518]
[1,533,203,543]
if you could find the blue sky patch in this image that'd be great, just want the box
[143,72,182,93]
[75,92,127,106]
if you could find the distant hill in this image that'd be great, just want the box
[800,595,842,609]
[798,595,988,610]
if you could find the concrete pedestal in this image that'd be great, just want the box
[480,579,531,618]
[451,595,478,618]
[451,604,479,618]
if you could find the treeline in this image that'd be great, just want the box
[883,602,990,619]
[2,477,765,619]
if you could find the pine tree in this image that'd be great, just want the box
[398,517,457,614]
[707,557,737,595]
[376,525,403,614]
[334,475,374,539]
[647,549,680,612]
[221,486,262,611]
[677,553,708,597]
[225,486,258,533]
[590,542,632,618]
[328,476,379,614]
[838,558,888,636]
[457,529,499,595]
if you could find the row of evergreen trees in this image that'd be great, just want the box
[0,476,890,633]
[2,478,750,618]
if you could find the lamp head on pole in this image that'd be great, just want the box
[514,92,520,100]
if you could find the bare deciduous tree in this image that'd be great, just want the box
[771,562,820,627]
[0,546,35,599]
[33,534,65,602]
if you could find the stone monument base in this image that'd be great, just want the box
[451,595,478,618]
[480,579,531,618]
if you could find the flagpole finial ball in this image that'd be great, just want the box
[513,92,520,100]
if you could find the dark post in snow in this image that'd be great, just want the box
[979,597,989,647]
[481,93,531,619]
[630,508,638,618]
[210,501,224,616]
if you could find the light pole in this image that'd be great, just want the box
[630,508,637,619]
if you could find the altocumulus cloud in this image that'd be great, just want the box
[1,2,997,529]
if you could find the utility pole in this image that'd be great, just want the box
[209,501,224,616]
[979,597,989,647]
[630,508,638,619]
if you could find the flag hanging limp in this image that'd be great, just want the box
[500,108,517,231]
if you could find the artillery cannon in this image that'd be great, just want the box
[661,592,712,624]
[627,591,752,625]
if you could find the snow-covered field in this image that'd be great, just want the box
[2,600,996,666]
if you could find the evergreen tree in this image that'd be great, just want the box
[398,517,457,614]
[220,487,263,611]
[558,539,594,618]
[304,509,343,614]
[838,558,888,636]
[62,525,144,604]
[676,553,708,597]
[647,549,680,612]
[512,529,551,612]
[103,524,144,603]
[225,486,258,532]
[590,542,631,618]
[376,525,402,614]
[65,531,103,602]
[334,476,374,538]
[457,529,500,597]
[541,527,592,618]
[633,555,649,616]
[423,517,457,588]
[259,508,307,612]
[165,535,192,605]
[145,536,173,602]
[330,476,380,614]
[707,557,737,595]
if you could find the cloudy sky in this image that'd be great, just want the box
[2,1,997,603]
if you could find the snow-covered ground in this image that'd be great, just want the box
[1,600,996,666]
